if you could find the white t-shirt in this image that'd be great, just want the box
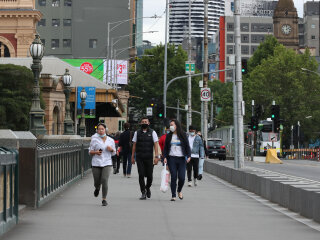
[188,135,199,158]
[90,134,116,167]
[132,130,158,143]
[169,134,184,157]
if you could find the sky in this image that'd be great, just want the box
[142,0,312,45]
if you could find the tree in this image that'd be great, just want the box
[0,64,45,131]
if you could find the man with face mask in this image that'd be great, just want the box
[131,117,160,200]
[187,126,204,187]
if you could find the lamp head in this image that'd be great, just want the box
[29,34,44,59]
[63,69,72,86]
[80,88,87,100]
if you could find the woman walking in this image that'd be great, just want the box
[163,119,191,201]
[89,123,116,206]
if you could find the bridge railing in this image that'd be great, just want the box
[0,147,19,235]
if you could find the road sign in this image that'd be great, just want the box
[200,88,211,101]
[146,107,153,116]
[185,61,195,74]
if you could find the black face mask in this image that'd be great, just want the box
[141,124,148,129]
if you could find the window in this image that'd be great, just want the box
[38,0,46,6]
[51,39,59,49]
[52,19,60,27]
[311,24,316,29]
[89,39,97,48]
[251,46,258,54]
[38,19,46,27]
[118,120,125,132]
[227,23,234,31]
[241,23,249,32]
[52,0,60,7]
[227,45,234,54]
[63,39,71,48]
[64,0,72,6]
[227,34,234,43]
[241,46,249,55]
[312,35,316,40]
[241,34,249,43]
[63,19,72,26]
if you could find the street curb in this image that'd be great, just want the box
[204,160,320,224]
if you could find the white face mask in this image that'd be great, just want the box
[170,125,176,132]
[189,132,195,136]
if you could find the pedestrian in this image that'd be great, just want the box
[131,117,160,200]
[197,131,207,180]
[89,123,116,206]
[159,125,170,165]
[187,126,204,187]
[163,119,191,201]
[112,132,121,174]
[118,123,133,177]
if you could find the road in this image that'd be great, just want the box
[1,164,320,240]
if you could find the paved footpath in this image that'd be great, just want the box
[1,164,320,240]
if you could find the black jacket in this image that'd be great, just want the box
[119,129,133,154]
[163,132,191,159]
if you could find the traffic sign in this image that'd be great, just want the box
[200,88,211,101]
[185,61,195,74]
[146,107,153,116]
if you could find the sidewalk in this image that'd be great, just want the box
[1,164,320,240]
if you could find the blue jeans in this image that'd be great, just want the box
[167,156,186,198]
[122,152,132,175]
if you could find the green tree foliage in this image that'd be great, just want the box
[0,64,45,131]
[243,39,320,146]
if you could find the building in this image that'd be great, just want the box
[225,0,278,17]
[301,1,320,56]
[169,0,225,45]
[0,0,41,57]
[35,0,131,60]
[216,16,273,83]
[273,0,299,50]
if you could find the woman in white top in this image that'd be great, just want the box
[89,123,116,206]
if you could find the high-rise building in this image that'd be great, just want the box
[168,0,225,45]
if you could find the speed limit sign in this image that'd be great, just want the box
[200,88,211,101]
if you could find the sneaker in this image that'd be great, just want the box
[127,174,131,178]
[113,169,117,174]
[197,174,202,180]
[188,181,192,187]
[123,174,127,177]
[139,192,147,200]
[194,179,197,187]
[146,188,151,198]
[102,200,107,206]
[170,197,176,201]
[94,188,99,197]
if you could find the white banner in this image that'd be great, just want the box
[104,59,128,85]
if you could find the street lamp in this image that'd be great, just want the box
[79,88,87,137]
[62,69,74,135]
[301,68,320,76]
[29,34,47,136]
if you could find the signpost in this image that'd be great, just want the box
[200,88,211,102]
[146,107,153,116]
[185,61,195,74]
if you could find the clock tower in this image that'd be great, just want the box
[273,0,299,50]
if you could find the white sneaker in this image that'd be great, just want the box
[188,181,192,187]
[194,179,197,187]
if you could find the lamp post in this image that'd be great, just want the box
[62,69,74,135]
[29,34,47,136]
[79,88,87,137]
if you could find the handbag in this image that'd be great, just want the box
[160,164,170,193]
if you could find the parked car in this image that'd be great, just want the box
[207,138,226,160]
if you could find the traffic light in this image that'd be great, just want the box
[271,105,280,132]
[250,116,259,131]
[156,103,164,118]
[150,98,156,108]
[241,59,248,74]
[254,104,262,118]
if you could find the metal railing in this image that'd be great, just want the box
[36,143,91,207]
[0,147,19,235]
[283,148,320,161]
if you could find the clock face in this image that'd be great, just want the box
[281,24,292,35]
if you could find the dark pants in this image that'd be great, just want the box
[187,157,199,182]
[136,158,154,193]
[168,156,186,198]
[122,152,132,175]
[112,155,120,172]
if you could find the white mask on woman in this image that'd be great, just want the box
[170,125,176,132]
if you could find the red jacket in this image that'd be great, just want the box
[159,134,167,152]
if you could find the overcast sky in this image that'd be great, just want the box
[142,0,312,45]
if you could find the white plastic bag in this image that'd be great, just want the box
[160,164,170,193]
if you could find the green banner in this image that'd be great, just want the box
[62,59,104,81]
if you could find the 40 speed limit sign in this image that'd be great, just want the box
[200,88,211,101]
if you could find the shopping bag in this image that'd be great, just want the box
[160,164,170,193]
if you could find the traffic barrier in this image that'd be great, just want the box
[283,148,319,161]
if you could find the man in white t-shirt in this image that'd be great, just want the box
[131,117,160,200]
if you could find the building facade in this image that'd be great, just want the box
[35,0,131,59]
[216,16,273,83]
[225,0,278,17]
[0,0,41,57]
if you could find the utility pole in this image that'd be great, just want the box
[232,66,238,165]
[163,0,169,122]
[187,0,192,129]
[210,94,214,129]
[203,0,209,144]
[251,100,254,161]
[234,0,244,168]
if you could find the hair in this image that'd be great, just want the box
[97,122,107,129]
[140,116,149,122]
[124,122,130,130]
[170,119,187,142]
[189,125,196,131]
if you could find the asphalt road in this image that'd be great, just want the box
[1,164,320,240]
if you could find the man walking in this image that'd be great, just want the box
[118,122,133,177]
[131,117,160,200]
[187,126,204,187]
